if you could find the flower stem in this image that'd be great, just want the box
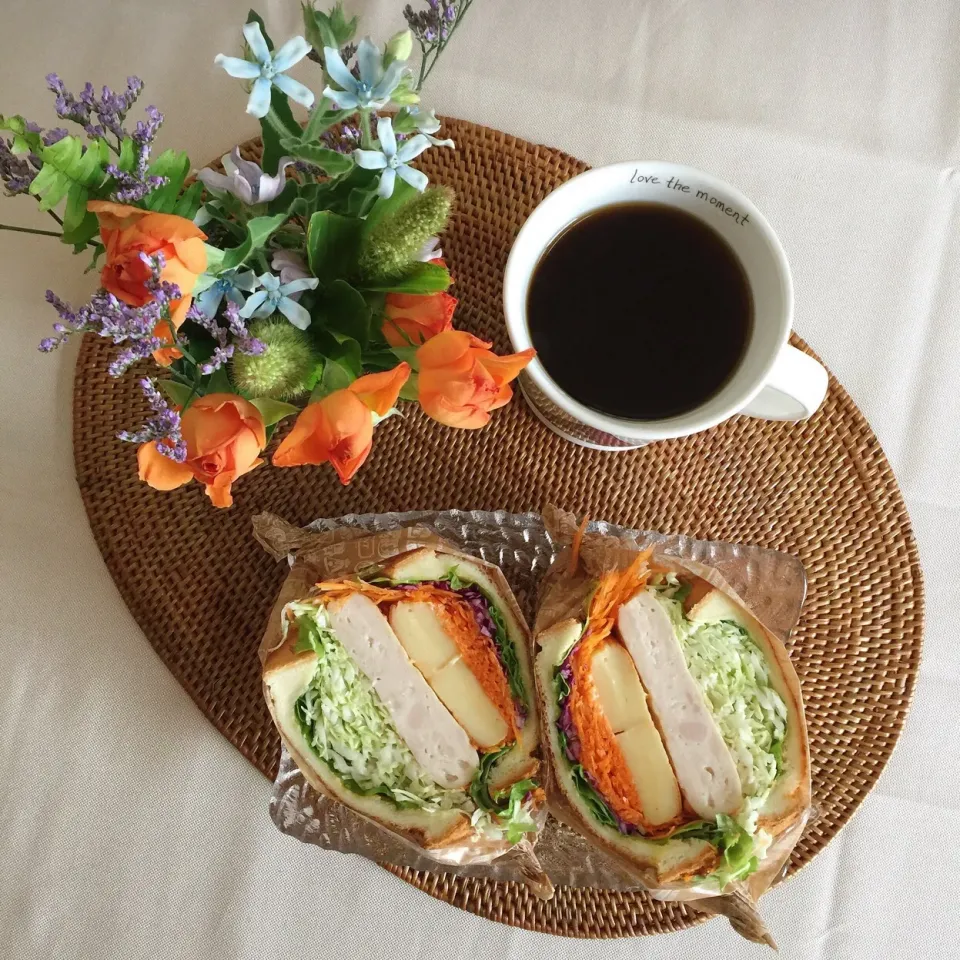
[166,319,200,367]
[0,223,62,238]
[47,210,64,227]
[360,109,373,149]
[421,0,475,88]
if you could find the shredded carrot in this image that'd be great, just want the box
[569,638,645,825]
[315,576,518,742]
[568,515,590,576]
[564,551,658,830]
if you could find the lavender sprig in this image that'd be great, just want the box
[319,122,362,155]
[0,138,36,195]
[185,300,266,375]
[117,377,186,462]
[39,253,183,377]
[45,73,145,142]
[404,0,467,88]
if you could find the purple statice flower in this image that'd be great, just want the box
[117,377,186,462]
[0,138,36,195]
[184,300,265,375]
[42,127,69,146]
[105,104,166,203]
[405,0,455,45]
[46,73,146,142]
[39,253,183,374]
[319,122,362,155]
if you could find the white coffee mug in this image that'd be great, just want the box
[503,161,828,450]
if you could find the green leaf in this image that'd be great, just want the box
[310,355,354,399]
[203,244,226,275]
[0,115,42,154]
[389,346,419,367]
[60,182,99,246]
[261,90,302,175]
[174,181,204,219]
[301,103,353,142]
[142,149,190,213]
[306,210,362,281]
[220,213,288,270]
[312,279,371,345]
[398,371,419,401]
[279,138,353,177]
[158,379,195,407]
[302,1,357,53]
[357,261,451,294]
[343,186,377,219]
[29,135,107,212]
[265,178,300,215]
[363,179,416,232]
[204,366,234,394]
[117,137,135,173]
[250,397,301,426]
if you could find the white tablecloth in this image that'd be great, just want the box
[2,2,958,957]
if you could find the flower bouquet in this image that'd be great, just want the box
[1,1,534,508]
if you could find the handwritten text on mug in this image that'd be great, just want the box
[628,169,750,225]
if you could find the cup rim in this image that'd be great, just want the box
[503,160,793,441]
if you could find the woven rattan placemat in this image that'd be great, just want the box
[72,118,923,937]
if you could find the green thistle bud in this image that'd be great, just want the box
[231,319,317,400]
[359,186,453,281]
[384,28,414,64]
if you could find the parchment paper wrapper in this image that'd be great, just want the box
[534,506,814,946]
[254,509,808,929]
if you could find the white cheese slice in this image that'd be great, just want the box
[326,593,478,788]
[430,658,511,748]
[614,726,683,827]
[591,641,682,827]
[590,641,650,733]
[389,601,460,678]
[618,591,742,818]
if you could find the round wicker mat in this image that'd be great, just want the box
[72,118,923,937]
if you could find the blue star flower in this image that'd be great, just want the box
[353,116,452,198]
[215,23,315,119]
[239,272,319,330]
[193,269,258,318]
[322,37,406,111]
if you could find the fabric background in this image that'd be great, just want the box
[2,2,957,957]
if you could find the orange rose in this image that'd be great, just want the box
[382,262,457,347]
[88,200,207,366]
[137,394,265,508]
[273,364,410,483]
[417,330,535,429]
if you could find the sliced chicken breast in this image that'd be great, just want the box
[617,591,742,818]
[326,592,479,788]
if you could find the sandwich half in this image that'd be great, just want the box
[535,552,810,888]
[263,546,541,851]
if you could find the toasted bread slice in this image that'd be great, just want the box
[380,547,540,793]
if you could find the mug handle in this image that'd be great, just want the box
[739,344,828,421]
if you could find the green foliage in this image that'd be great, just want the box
[232,319,317,400]
[358,186,452,281]
[306,210,363,281]
[250,397,300,425]
[262,87,303,175]
[220,213,288,270]
[174,181,205,220]
[29,135,108,213]
[302,1,358,56]
[158,379,195,407]
[357,261,451,294]
[312,279,371,345]
[141,149,191,214]
[279,138,353,177]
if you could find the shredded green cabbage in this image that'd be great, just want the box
[290,603,463,812]
[289,602,538,841]
[650,578,788,834]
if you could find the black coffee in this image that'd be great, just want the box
[527,203,753,420]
